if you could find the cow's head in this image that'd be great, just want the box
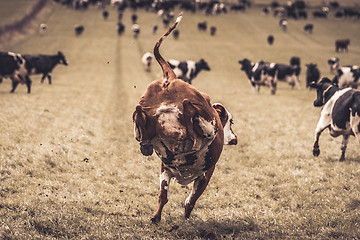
[198,59,211,71]
[58,51,68,66]
[310,77,336,107]
[133,105,156,156]
[213,103,237,145]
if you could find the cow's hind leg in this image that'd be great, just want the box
[151,164,173,224]
[184,165,215,219]
[47,74,52,84]
[340,135,350,161]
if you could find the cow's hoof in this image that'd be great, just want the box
[150,216,161,224]
[313,148,320,157]
[339,157,345,162]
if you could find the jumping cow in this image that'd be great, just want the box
[23,51,68,84]
[133,13,237,223]
[167,59,211,84]
[0,51,31,93]
[310,77,360,161]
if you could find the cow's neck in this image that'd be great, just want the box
[323,85,339,104]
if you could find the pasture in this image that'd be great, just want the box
[1,1,360,239]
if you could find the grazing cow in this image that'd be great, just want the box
[312,11,327,18]
[0,52,31,93]
[39,23,47,34]
[238,58,276,94]
[197,21,207,31]
[153,25,158,34]
[102,10,109,20]
[328,57,340,74]
[210,26,217,36]
[131,24,140,38]
[267,62,301,89]
[74,24,84,36]
[167,59,211,84]
[173,29,179,39]
[23,51,68,84]
[267,35,274,45]
[332,66,360,89]
[133,13,237,223]
[310,77,360,161]
[305,63,321,88]
[117,21,125,35]
[141,52,154,72]
[304,23,313,34]
[131,13,137,24]
[279,19,288,31]
[298,10,308,19]
[335,39,350,52]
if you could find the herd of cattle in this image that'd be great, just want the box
[1,0,359,223]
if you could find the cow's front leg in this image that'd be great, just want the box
[151,164,173,224]
[339,135,349,161]
[47,74,52,84]
[184,165,215,219]
[313,114,330,157]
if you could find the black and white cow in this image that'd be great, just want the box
[74,24,84,36]
[328,57,339,74]
[304,23,313,34]
[310,77,360,161]
[332,66,360,89]
[305,63,321,88]
[141,52,154,72]
[23,51,68,84]
[238,58,276,94]
[167,59,210,84]
[267,62,301,89]
[0,51,31,93]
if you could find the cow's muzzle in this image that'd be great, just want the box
[140,142,153,156]
[313,100,323,107]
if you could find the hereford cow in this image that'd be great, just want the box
[332,66,360,89]
[23,51,68,84]
[328,57,339,74]
[335,39,350,52]
[310,77,360,161]
[0,51,31,93]
[167,59,210,84]
[238,58,276,94]
[305,63,320,88]
[133,13,237,223]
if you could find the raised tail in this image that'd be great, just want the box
[154,12,182,86]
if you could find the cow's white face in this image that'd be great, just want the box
[222,110,237,145]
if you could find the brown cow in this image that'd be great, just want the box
[133,12,237,223]
[335,39,350,52]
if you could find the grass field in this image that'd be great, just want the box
[0,1,360,239]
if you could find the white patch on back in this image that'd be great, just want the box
[186,61,196,80]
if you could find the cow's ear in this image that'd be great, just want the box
[133,105,148,141]
[213,103,226,120]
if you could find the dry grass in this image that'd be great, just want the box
[0,2,360,239]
